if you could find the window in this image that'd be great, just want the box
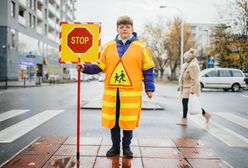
[45,24,47,35]
[29,13,32,26]
[33,0,36,10]
[11,29,16,48]
[231,70,243,77]
[11,1,15,17]
[29,0,32,8]
[19,10,24,17]
[205,70,218,77]
[45,9,48,19]
[219,70,231,77]
[18,7,26,26]
[32,15,36,28]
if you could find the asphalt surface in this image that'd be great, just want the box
[0,81,248,167]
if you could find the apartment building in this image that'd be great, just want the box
[187,23,217,68]
[0,0,76,84]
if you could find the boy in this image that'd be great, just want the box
[77,15,155,157]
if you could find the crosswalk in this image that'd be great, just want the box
[0,110,30,122]
[190,113,248,147]
[0,108,248,148]
[0,109,64,143]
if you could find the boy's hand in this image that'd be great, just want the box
[76,64,85,72]
[146,92,153,99]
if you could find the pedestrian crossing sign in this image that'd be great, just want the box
[109,61,132,87]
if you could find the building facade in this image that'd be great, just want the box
[0,0,76,85]
[187,23,217,68]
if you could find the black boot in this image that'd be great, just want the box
[106,145,120,157]
[123,146,133,158]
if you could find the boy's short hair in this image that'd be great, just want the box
[117,16,133,27]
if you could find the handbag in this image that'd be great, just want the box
[188,94,202,115]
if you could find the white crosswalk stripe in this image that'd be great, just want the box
[215,112,248,129]
[0,110,30,122]
[190,114,248,147]
[0,110,64,143]
[240,94,248,98]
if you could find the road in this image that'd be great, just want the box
[0,81,248,168]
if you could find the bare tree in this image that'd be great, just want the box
[140,20,169,79]
[212,0,248,71]
[217,0,247,36]
[141,17,196,80]
[165,17,196,80]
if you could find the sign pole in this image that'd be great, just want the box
[77,57,81,165]
[59,22,101,166]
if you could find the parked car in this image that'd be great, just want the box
[199,68,246,92]
[244,73,248,85]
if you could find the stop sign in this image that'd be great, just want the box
[67,27,93,53]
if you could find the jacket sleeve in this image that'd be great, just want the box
[143,68,155,92]
[84,64,102,74]
[189,64,200,94]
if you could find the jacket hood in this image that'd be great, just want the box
[183,48,197,63]
[115,32,138,44]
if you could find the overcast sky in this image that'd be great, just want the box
[75,0,229,44]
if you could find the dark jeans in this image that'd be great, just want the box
[111,89,133,147]
[182,98,206,118]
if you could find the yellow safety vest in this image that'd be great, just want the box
[97,40,154,130]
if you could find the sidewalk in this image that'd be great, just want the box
[0,81,56,89]
[0,81,40,88]
[0,136,231,168]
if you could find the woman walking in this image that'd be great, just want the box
[177,48,211,125]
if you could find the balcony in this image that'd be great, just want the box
[18,16,26,26]
[37,9,43,19]
[48,32,56,41]
[19,0,27,7]
[48,17,56,27]
[55,0,60,6]
[56,9,60,18]
[37,26,43,34]
[48,3,56,15]
[67,2,72,10]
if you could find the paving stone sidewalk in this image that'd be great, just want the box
[0,136,231,168]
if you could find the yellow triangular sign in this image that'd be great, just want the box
[109,61,132,87]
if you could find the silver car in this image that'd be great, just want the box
[200,68,246,92]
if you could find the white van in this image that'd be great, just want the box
[199,68,246,92]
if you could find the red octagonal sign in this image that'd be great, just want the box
[67,27,93,53]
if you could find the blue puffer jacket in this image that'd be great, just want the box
[84,32,155,92]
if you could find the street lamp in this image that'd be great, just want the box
[1,44,8,89]
[160,5,184,70]
[201,29,209,68]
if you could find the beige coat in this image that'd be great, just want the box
[179,58,201,98]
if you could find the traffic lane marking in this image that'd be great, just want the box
[0,110,30,122]
[0,110,64,143]
[190,114,248,147]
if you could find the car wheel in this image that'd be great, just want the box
[231,83,240,92]
[223,88,229,91]
[200,83,204,91]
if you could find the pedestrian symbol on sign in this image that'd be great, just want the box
[109,61,132,87]
[208,57,215,68]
